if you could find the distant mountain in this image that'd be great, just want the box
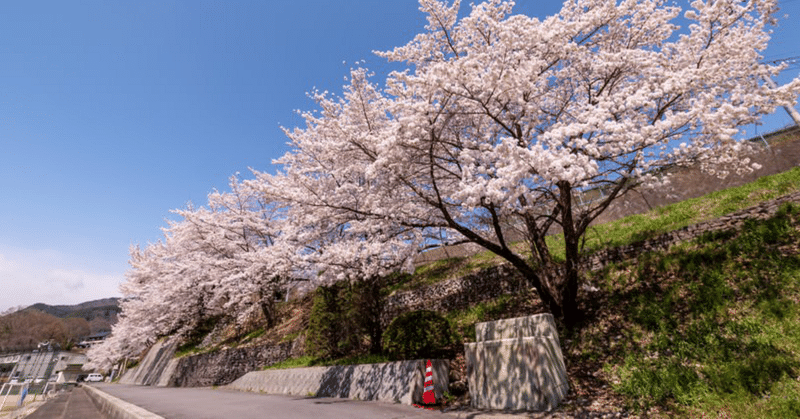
[25,298,121,323]
[0,298,121,352]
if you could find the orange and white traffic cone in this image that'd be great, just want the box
[423,359,435,405]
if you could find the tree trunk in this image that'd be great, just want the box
[259,290,276,330]
[522,182,582,329]
[557,180,582,329]
[357,277,384,355]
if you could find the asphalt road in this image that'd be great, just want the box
[27,386,108,419]
[91,383,461,419]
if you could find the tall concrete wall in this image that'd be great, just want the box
[227,359,448,405]
[465,314,568,412]
[119,338,179,386]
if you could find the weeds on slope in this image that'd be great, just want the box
[569,202,800,418]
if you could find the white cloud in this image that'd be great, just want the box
[48,269,87,291]
[0,245,123,312]
[0,253,22,273]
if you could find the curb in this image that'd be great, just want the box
[81,385,165,419]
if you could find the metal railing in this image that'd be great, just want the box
[0,381,71,414]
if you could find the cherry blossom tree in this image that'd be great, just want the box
[171,176,291,329]
[260,0,800,327]
[88,177,289,370]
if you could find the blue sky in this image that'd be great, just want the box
[1,0,799,312]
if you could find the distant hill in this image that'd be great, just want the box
[26,298,121,323]
[0,298,120,352]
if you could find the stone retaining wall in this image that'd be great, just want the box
[381,264,527,329]
[226,359,448,405]
[165,340,298,387]
[120,338,301,388]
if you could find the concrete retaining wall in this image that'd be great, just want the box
[465,314,568,411]
[119,337,179,386]
[226,359,448,405]
[82,385,164,419]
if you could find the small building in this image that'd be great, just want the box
[0,348,87,384]
[0,354,21,384]
[55,364,86,383]
[75,331,111,348]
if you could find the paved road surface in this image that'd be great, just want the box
[91,383,460,419]
[27,386,108,419]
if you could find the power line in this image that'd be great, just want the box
[765,56,800,65]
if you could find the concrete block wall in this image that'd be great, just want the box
[465,314,569,411]
[226,359,448,405]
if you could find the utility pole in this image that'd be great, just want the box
[762,56,800,127]
[762,76,800,127]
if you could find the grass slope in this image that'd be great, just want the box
[576,203,800,417]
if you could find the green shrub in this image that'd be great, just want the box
[382,310,460,360]
[305,283,359,360]
[305,278,386,359]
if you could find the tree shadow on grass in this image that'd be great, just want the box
[590,204,800,410]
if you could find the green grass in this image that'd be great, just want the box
[382,258,467,296]
[445,295,515,343]
[174,344,208,358]
[593,203,800,417]
[382,255,506,296]
[571,166,800,257]
[319,353,391,366]
[263,355,316,370]
[240,328,266,343]
[383,251,520,295]
[263,353,391,370]
[279,330,301,343]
